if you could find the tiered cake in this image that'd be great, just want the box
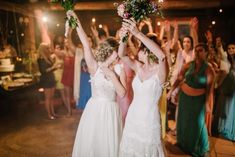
[0,58,15,72]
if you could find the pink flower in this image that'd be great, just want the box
[123,12,130,19]
[117,4,125,18]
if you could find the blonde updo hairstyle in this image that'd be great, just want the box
[94,37,119,62]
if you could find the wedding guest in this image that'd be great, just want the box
[61,29,76,116]
[37,43,60,120]
[214,42,235,141]
[167,43,214,157]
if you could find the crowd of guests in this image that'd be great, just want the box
[36,11,235,157]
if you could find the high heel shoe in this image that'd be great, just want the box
[49,116,56,120]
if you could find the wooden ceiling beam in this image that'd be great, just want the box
[0,1,33,16]
[162,0,220,10]
[41,0,221,11]
[0,0,221,13]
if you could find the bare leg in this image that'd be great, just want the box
[59,88,66,106]
[49,88,56,117]
[64,86,72,116]
[44,88,53,119]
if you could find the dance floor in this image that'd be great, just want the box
[0,99,234,157]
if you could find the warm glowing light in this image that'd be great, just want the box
[38,88,44,92]
[219,9,223,13]
[17,57,22,61]
[42,16,48,22]
[158,0,163,2]
[92,18,96,23]
[21,33,25,37]
[99,24,103,28]
[56,23,60,27]
[157,22,161,26]
[212,21,216,25]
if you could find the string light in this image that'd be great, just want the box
[56,23,60,27]
[38,88,44,92]
[99,24,103,28]
[219,9,223,13]
[92,18,96,23]
[212,21,216,25]
[42,16,48,23]
[157,22,161,26]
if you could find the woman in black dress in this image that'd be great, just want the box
[37,43,60,119]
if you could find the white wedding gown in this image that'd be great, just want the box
[119,74,165,157]
[72,67,122,157]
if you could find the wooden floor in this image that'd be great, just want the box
[0,99,234,157]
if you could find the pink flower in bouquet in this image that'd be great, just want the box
[117,4,125,18]
[151,1,158,13]
[123,12,130,19]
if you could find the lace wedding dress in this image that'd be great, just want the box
[119,74,165,157]
[72,67,122,157]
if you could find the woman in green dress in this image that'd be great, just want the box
[167,43,214,156]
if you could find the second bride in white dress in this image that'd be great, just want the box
[118,19,167,157]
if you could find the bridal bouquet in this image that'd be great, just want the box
[48,0,78,37]
[116,0,162,41]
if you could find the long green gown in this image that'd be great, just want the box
[177,61,209,157]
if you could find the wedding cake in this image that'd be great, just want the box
[0,58,15,72]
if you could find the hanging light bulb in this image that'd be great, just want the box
[42,16,48,23]
[24,17,29,26]
[92,18,96,23]
[19,17,24,25]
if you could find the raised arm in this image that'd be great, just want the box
[190,17,199,47]
[123,19,165,61]
[144,18,153,34]
[118,28,138,72]
[103,25,110,38]
[127,34,138,56]
[205,65,215,113]
[67,11,97,75]
[171,20,179,47]
[66,22,77,54]
[91,25,101,46]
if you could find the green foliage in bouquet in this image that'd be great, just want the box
[48,0,78,29]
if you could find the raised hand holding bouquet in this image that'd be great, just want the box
[116,0,162,42]
[48,0,78,37]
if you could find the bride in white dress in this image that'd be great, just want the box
[118,19,167,157]
[67,11,126,157]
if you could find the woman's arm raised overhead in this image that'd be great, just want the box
[67,10,98,75]
[123,18,165,61]
[118,28,138,72]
